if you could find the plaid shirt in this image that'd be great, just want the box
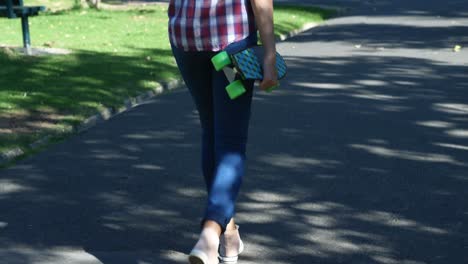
[168,0,256,51]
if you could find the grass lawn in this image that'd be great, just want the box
[0,1,335,163]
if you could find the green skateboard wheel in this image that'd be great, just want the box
[212,51,231,71]
[226,80,246,100]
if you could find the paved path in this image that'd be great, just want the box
[1,1,467,263]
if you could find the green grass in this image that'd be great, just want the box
[0,2,335,159]
[274,5,336,37]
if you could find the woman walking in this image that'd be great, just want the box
[168,0,278,263]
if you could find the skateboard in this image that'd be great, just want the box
[211,45,287,100]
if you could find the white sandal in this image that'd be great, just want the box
[189,249,210,264]
[188,228,220,264]
[219,225,244,264]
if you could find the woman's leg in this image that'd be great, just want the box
[172,47,221,264]
[201,66,255,233]
[172,45,253,263]
[193,68,253,264]
[171,47,217,192]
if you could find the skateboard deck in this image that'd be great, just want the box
[231,45,287,81]
[212,45,287,99]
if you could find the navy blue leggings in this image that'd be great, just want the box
[171,43,255,232]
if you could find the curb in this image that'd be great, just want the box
[75,79,183,133]
[76,79,183,134]
[276,22,319,41]
[0,148,24,165]
[0,79,184,167]
[273,5,348,41]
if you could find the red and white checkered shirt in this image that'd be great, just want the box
[168,0,256,51]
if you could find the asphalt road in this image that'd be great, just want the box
[1,0,467,263]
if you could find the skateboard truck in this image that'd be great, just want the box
[212,51,249,100]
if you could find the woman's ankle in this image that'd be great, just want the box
[202,220,223,236]
[220,225,243,258]
[225,218,238,231]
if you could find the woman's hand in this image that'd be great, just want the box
[260,54,279,91]
[250,0,278,91]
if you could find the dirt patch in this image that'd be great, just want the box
[23,47,72,56]
[0,45,72,57]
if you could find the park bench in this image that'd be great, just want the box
[0,0,46,53]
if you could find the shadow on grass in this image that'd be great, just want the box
[0,47,179,153]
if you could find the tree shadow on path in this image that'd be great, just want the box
[1,52,467,264]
